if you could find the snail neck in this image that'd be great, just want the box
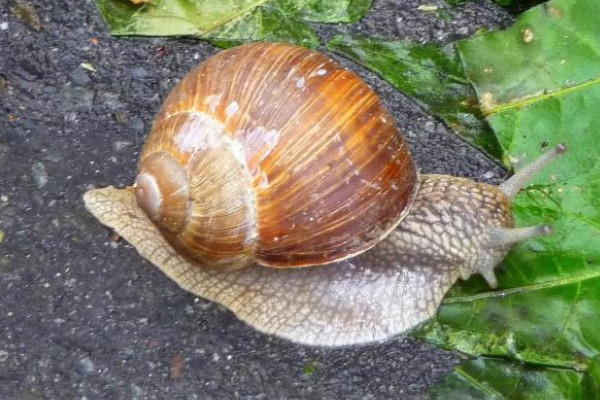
[394,144,566,288]
[394,174,548,289]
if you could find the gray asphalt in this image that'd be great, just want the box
[0,0,512,398]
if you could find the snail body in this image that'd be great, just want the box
[84,43,564,346]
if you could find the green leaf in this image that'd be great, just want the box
[302,362,318,376]
[432,358,586,400]
[203,4,320,49]
[326,35,502,157]
[95,0,371,48]
[416,256,600,370]
[298,0,373,23]
[582,356,600,397]
[443,0,520,6]
[415,0,600,371]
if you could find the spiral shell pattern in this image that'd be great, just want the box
[136,42,417,269]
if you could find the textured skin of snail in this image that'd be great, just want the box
[84,174,514,346]
[84,43,549,346]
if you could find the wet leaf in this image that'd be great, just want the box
[95,0,371,48]
[415,0,600,373]
[443,0,521,6]
[302,363,318,376]
[298,0,372,23]
[12,2,42,31]
[432,358,586,400]
[582,356,600,397]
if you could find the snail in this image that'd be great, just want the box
[84,42,566,346]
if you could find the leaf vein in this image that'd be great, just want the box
[444,268,600,304]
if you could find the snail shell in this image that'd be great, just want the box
[134,42,417,270]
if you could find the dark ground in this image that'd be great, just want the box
[0,0,513,399]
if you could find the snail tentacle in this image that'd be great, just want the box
[485,225,553,248]
[499,143,567,199]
